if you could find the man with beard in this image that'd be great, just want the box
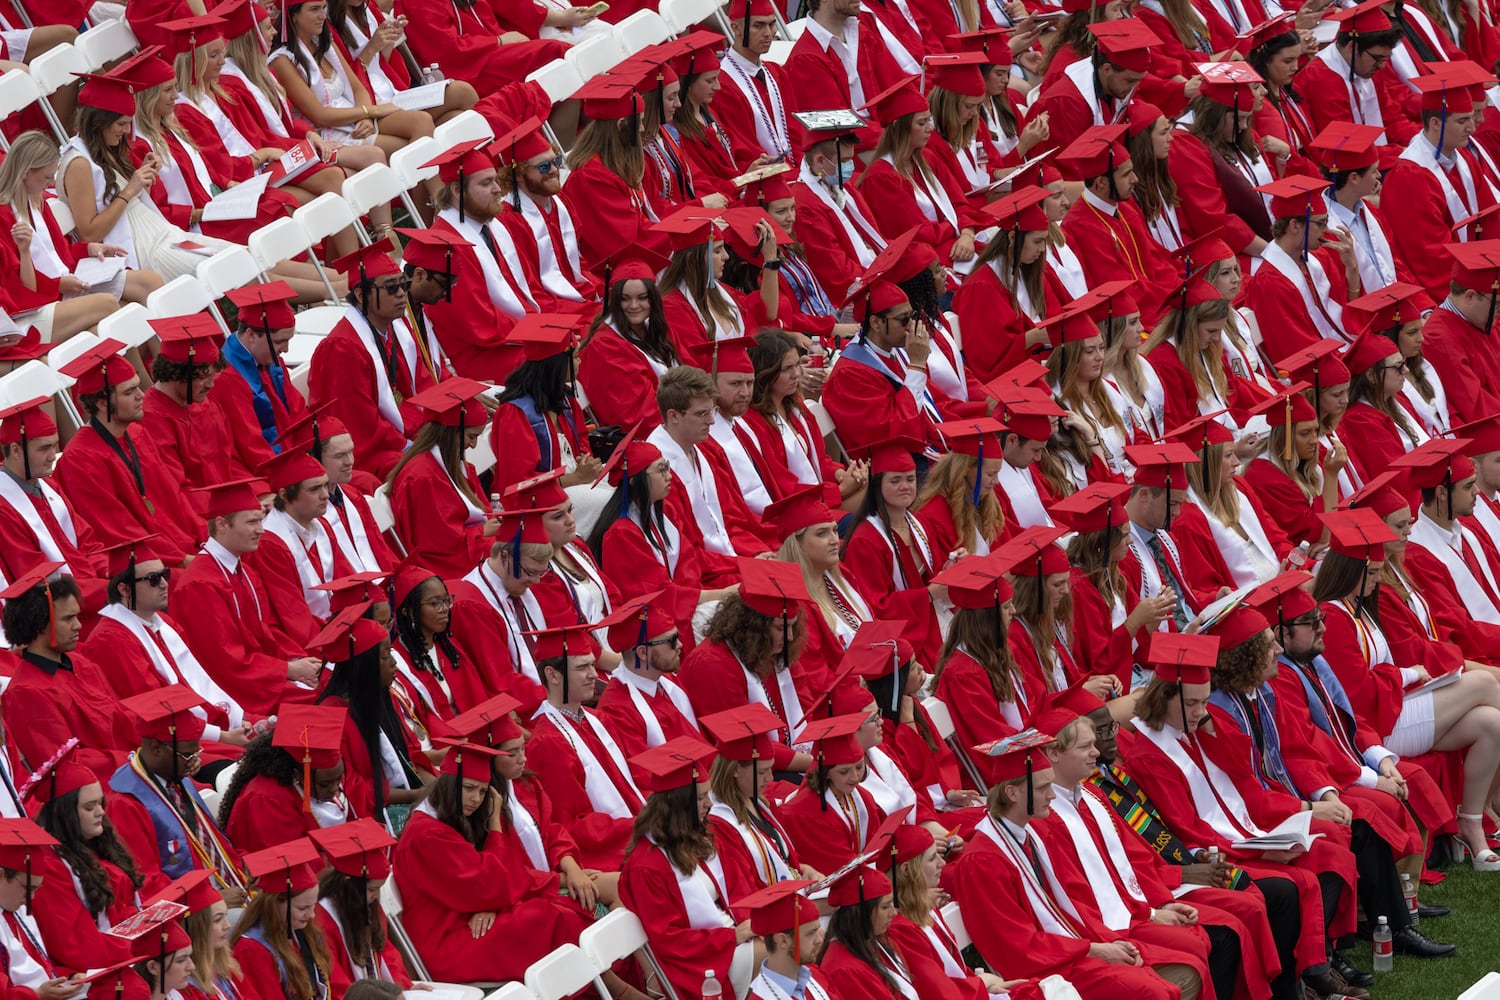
[699,336,785,517]
[419,141,541,381]
[594,593,703,789]
[496,117,598,313]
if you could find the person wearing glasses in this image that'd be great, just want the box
[595,594,701,788]
[1336,334,1430,483]
[389,564,492,723]
[496,119,599,314]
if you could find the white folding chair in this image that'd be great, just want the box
[147,274,229,332]
[1459,973,1500,1000]
[578,908,678,1000]
[75,18,140,69]
[943,309,962,353]
[612,9,670,50]
[28,43,89,140]
[784,16,807,38]
[46,198,76,239]
[289,361,312,397]
[279,331,325,369]
[46,332,106,428]
[661,0,732,35]
[923,695,988,793]
[0,70,49,150]
[196,787,221,818]
[802,396,846,460]
[481,985,537,1000]
[0,360,74,409]
[197,246,261,299]
[370,483,404,560]
[380,878,433,981]
[526,58,585,104]
[523,944,610,1000]
[563,33,627,80]
[250,212,338,302]
[340,163,404,245]
[940,901,971,952]
[97,302,157,349]
[214,760,239,795]
[433,109,495,152]
[764,38,795,65]
[388,135,440,223]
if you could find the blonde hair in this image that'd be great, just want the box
[928,87,978,150]
[225,32,287,110]
[173,43,228,104]
[659,240,740,339]
[1266,420,1323,500]
[775,530,849,639]
[914,453,1003,553]
[1142,299,1231,402]
[0,131,60,210]
[895,856,936,925]
[863,114,937,188]
[1048,336,1127,438]
[1185,441,1241,526]
[134,82,195,162]
[185,905,241,989]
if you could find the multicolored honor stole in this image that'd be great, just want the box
[1087,765,1251,890]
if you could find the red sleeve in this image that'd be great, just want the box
[618,849,737,1000]
[947,840,1092,978]
[1241,459,1323,547]
[933,653,1027,789]
[1165,132,1259,252]
[389,458,492,580]
[951,266,1034,383]
[419,245,519,383]
[306,331,408,481]
[821,354,931,457]
[245,536,322,648]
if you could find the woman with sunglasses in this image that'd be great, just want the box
[1337,333,1430,479]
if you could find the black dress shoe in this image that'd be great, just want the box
[1417,902,1451,918]
[1393,925,1457,957]
[1304,968,1369,1000]
[1330,953,1375,988]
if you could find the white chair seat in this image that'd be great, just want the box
[390,135,441,191]
[764,38,795,65]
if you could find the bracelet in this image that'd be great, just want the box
[909,363,928,372]
[763,259,782,271]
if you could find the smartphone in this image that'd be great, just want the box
[584,2,610,14]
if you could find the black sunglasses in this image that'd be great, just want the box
[136,569,172,586]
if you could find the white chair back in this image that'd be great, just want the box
[941,901,971,951]
[563,33,626,79]
[147,274,225,332]
[764,38,795,65]
[341,164,404,244]
[524,59,585,106]
[1459,973,1500,1000]
[29,44,89,97]
[577,909,679,1000]
[46,198,76,239]
[660,0,731,34]
[944,309,962,352]
[293,192,358,243]
[433,109,494,151]
[198,247,262,298]
[0,71,45,148]
[97,302,158,349]
[0,361,74,409]
[75,18,140,69]
[248,217,313,273]
[522,944,610,1000]
[380,875,434,983]
[612,9,670,50]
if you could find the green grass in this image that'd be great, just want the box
[1338,863,1500,998]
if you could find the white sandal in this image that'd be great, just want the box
[1456,813,1500,871]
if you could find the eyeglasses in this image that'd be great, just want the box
[421,594,455,610]
[174,747,203,763]
[135,569,172,586]
[641,633,682,648]
[1383,360,1409,373]
[372,278,413,293]
[1093,720,1119,737]
[516,562,550,580]
[1291,612,1326,628]
[533,155,566,175]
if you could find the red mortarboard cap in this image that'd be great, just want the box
[0,820,57,873]
[112,47,176,90]
[573,74,644,120]
[1243,11,1297,52]
[1247,569,1317,622]
[1340,469,1411,518]
[393,562,440,609]
[827,865,892,908]
[494,506,552,546]
[1412,60,1494,114]
[225,280,297,331]
[1391,437,1475,490]
[852,281,909,323]
[491,116,553,167]
[721,206,793,265]
[1149,632,1218,684]
[599,434,660,490]
[406,376,488,429]
[524,623,600,662]
[1342,331,1400,378]
[1256,174,1328,219]
[859,76,930,126]
[191,477,265,519]
[1052,685,1110,722]
[504,468,569,510]
[313,572,389,612]
[990,392,1063,443]
[937,417,1008,457]
[931,552,1017,609]
[1328,0,1392,35]
[1088,19,1161,72]
[856,435,923,475]
[121,686,207,743]
[1196,60,1262,107]
[421,139,496,188]
[1168,413,1235,452]
[1171,230,1235,272]
[0,559,65,602]
[984,184,1052,232]
[126,918,192,962]
[151,313,223,366]
[22,760,96,806]
[1125,441,1200,489]
[1320,507,1398,560]
[651,206,726,252]
[1201,604,1269,649]
[1453,416,1500,457]
[599,589,677,653]
[735,163,796,207]
[506,313,581,363]
[764,485,839,542]
[1056,125,1131,182]
[948,26,1014,65]
[726,0,775,17]
[630,735,717,793]
[0,397,57,446]
[1306,121,1383,174]
[158,12,224,62]
[891,824,936,865]
[983,732,1053,783]
[272,703,347,770]
[738,557,812,616]
[60,338,134,397]
[700,703,786,761]
[396,226,469,275]
[257,448,327,493]
[1163,271,1224,317]
[77,70,147,115]
[1247,384,1321,440]
[684,335,757,376]
[1049,481,1131,534]
[308,609,387,663]
[672,30,724,77]
[144,868,220,915]
[800,712,867,767]
[1125,98,1164,139]
[308,817,395,880]
[843,227,918,309]
[742,880,819,938]
[1343,281,1426,334]
[924,51,988,97]
[1454,204,1500,241]
[331,238,401,282]
[604,241,671,285]
[433,738,504,781]
[1446,239,1500,290]
[242,839,321,895]
[1275,340,1348,387]
[447,693,525,748]
[1039,296,1104,347]
[209,0,260,38]
[999,525,1071,577]
[890,239,940,286]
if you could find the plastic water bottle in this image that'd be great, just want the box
[701,970,723,998]
[489,492,502,514]
[1372,916,1393,972]
[1287,540,1311,569]
[422,63,445,85]
[1401,873,1418,925]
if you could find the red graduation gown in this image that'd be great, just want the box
[820,346,934,457]
[783,24,903,134]
[244,532,327,649]
[738,405,845,510]
[557,157,672,271]
[600,517,704,639]
[389,451,491,581]
[0,203,87,312]
[1413,304,1500,425]
[950,262,1060,383]
[79,615,234,728]
[231,931,325,1000]
[139,388,248,491]
[708,802,803,900]
[932,648,1038,786]
[207,358,309,477]
[595,674,703,787]
[0,649,133,782]
[172,550,310,717]
[399,0,565,92]
[488,397,591,492]
[1060,195,1170,304]
[51,423,201,567]
[854,157,978,263]
[841,520,942,665]
[676,639,809,765]
[1240,458,1322,548]
[577,323,668,432]
[222,774,324,855]
[524,711,640,871]
[1379,154,1497,301]
[791,178,883,305]
[416,222,525,383]
[31,850,141,978]
[885,914,989,1000]
[330,700,433,821]
[1163,130,1264,254]
[313,906,410,1000]
[443,583,547,717]
[0,483,106,615]
[618,845,739,1000]
[1295,58,1420,169]
[777,786,888,876]
[497,201,598,312]
[709,57,796,168]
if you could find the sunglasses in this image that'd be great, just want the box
[372,278,413,293]
[135,569,172,586]
[641,633,682,648]
[533,155,566,176]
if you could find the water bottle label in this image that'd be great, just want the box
[1374,940,1393,957]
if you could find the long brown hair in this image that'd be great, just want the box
[566,117,644,188]
[37,791,143,917]
[75,106,137,204]
[185,905,241,988]
[385,421,482,509]
[914,453,1003,553]
[1129,116,1178,223]
[1048,335,1127,437]
[934,604,1017,702]
[748,328,804,420]
[1185,442,1241,526]
[861,114,935,186]
[1066,524,1127,609]
[1010,571,1074,688]
[316,867,386,972]
[1143,298,1231,401]
[1186,94,1260,162]
[629,784,715,873]
[230,891,332,1000]
[973,226,1047,312]
[659,240,741,338]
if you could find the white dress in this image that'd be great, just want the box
[57,138,233,281]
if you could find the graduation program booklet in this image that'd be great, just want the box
[1232,810,1324,852]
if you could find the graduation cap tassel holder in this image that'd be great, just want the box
[1282,395,1295,462]
[1437,90,1448,166]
